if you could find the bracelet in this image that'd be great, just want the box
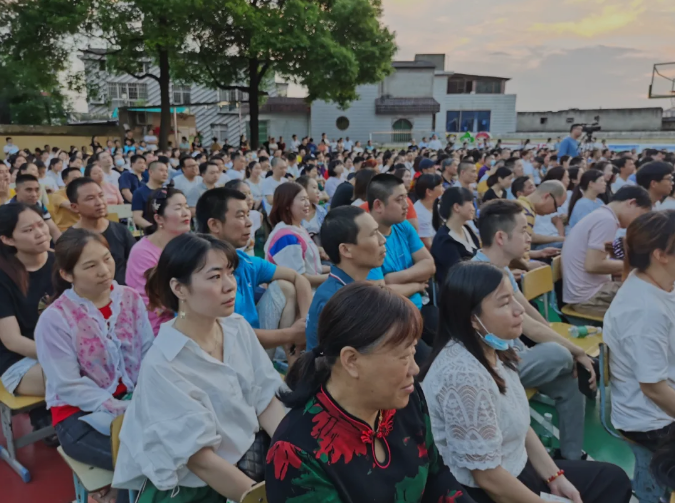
[547,469,565,484]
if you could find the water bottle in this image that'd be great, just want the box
[541,412,554,453]
[568,326,602,338]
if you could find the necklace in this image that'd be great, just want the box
[203,325,223,358]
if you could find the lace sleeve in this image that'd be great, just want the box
[439,369,502,472]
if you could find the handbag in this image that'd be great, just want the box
[236,430,270,483]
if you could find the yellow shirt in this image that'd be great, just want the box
[517,196,536,261]
[51,188,80,231]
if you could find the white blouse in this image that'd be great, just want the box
[422,341,530,488]
[112,314,285,491]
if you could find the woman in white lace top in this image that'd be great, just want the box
[421,262,632,503]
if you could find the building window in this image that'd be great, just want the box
[107,82,148,107]
[446,111,491,133]
[392,118,413,143]
[336,116,350,131]
[447,77,473,94]
[98,60,106,72]
[218,89,249,111]
[540,117,548,125]
[475,80,501,94]
[566,117,574,123]
[211,124,229,143]
[172,85,191,105]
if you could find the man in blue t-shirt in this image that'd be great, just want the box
[196,187,312,352]
[118,154,147,203]
[557,124,582,158]
[367,174,436,355]
[305,206,386,350]
[131,160,168,230]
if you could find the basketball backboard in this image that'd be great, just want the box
[649,62,675,99]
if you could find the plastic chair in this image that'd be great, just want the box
[520,264,601,357]
[243,481,267,503]
[598,343,669,503]
[552,256,605,324]
[0,381,54,482]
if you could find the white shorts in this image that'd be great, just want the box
[1,357,38,395]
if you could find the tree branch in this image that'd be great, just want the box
[258,62,271,82]
[202,59,267,95]
[127,71,160,82]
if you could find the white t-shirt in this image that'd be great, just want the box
[172,174,203,194]
[611,177,635,193]
[427,139,442,150]
[218,172,230,186]
[291,140,301,152]
[3,144,19,155]
[604,272,675,432]
[261,176,287,213]
[658,198,675,211]
[227,169,244,181]
[413,200,435,239]
[343,140,353,151]
[103,169,121,188]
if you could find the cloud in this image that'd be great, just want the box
[529,2,646,38]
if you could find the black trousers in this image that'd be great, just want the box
[464,460,632,503]
[620,422,675,452]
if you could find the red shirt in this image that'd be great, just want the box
[51,299,127,426]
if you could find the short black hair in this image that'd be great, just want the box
[366,174,404,211]
[611,185,654,209]
[614,157,633,170]
[477,199,525,248]
[195,187,247,234]
[66,177,98,203]
[510,176,530,198]
[570,123,582,132]
[635,161,674,191]
[199,161,219,177]
[130,154,146,165]
[15,174,38,186]
[61,167,81,183]
[320,206,366,265]
[414,174,442,200]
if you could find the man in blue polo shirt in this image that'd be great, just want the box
[558,124,582,158]
[196,187,312,352]
[306,206,386,350]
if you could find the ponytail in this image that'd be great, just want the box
[281,348,333,409]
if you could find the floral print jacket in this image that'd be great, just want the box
[265,383,472,503]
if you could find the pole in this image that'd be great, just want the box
[173,106,179,148]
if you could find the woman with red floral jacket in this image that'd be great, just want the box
[265,283,473,503]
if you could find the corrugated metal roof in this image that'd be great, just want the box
[375,97,440,114]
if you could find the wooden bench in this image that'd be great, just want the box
[0,381,55,482]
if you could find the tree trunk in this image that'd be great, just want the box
[158,47,171,151]
[248,58,259,150]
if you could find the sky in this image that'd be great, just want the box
[377,0,675,111]
[287,0,675,111]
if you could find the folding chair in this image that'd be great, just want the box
[0,382,54,482]
[552,256,605,325]
[242,482,267,503]
[598,343,669,503]
[521,264,601,357]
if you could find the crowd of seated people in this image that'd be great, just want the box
[1,132,675,503]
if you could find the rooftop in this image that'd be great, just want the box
[392,60,437,69]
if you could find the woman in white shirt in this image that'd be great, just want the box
[245,161,264,210]
[421,262,632,503]
[604,210,675,451]
[113,233,286,502]
[413,174,443,249]
[324,160,345,202]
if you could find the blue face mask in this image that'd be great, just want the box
[476,316,511,351]
[490,159,496,166]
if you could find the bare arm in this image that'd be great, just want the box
[187,448,255,502]
[421,237,432,250]
[552,215,565,237]
[531,233,563,245]
[132,210,153,229]
[272,267,312,318]
[304,273,329,288]
[640,381,675,418]
[46,219,61,241]
[265,194,274,205]
[121,188,133,204]
[387,283,427,298]
[383,247,436,285]
[585,248,623,275]
[259,397,287,438]
[0,317,37,359]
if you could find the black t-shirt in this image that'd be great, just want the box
[330,182,354,209]
[62,222,135,285]
[482,187,504,203]
[430,225,479,285]
[0,252,55,375]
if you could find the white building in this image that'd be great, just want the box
[80,51,516,147]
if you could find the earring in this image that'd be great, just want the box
[179,300,186,319]
[160,223,164,229]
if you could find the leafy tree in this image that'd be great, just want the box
[178,0,396,149]
[0,0,199,149]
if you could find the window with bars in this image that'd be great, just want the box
[217,89,249,111]
[173,85,191,105]
[107,82,148,105]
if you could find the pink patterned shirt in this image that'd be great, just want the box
[35,283,154,416]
